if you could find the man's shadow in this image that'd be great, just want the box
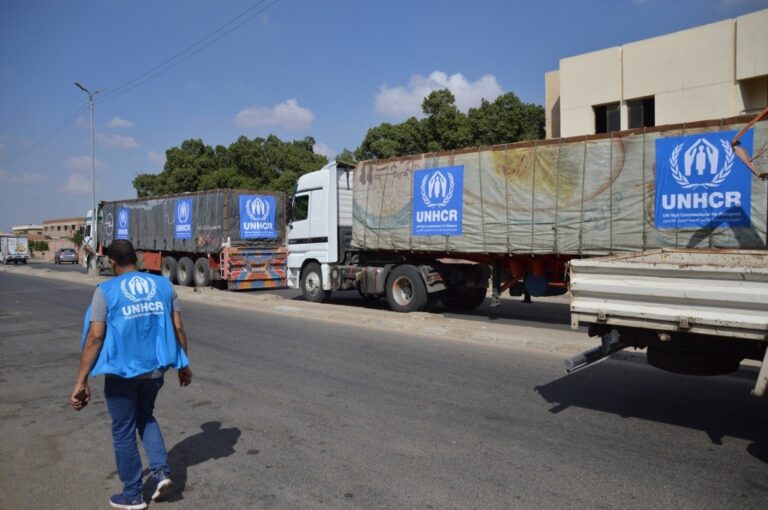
[162,421,241,502]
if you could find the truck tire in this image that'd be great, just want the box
[441,287,487,312]
[176,257,194,287]
[301,262,331,303]
[193,258,211,287]
[386,265,429,313]
[161,256,178,284]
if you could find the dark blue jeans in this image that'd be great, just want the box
[104,376,170,498]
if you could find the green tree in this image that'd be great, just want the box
[133,135,327,196]
[352,88,545,161]
[70,231,84,249]
[467,92,545,145]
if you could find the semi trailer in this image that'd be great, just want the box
[287,113,767,314]
[86,189,287,290]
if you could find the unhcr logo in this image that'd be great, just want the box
[120,275,158,302]
[118,209,129,228]
[412,165,464,235]
[662,135,740,211]
[246,197,270,221]
[177,200,190,223]
[120,275,164,319]
[420,170,455,208]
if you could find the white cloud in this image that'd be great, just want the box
[234,99,315,130]
[75,116,87,128]
[58,173,91,194]
[65,155,107,172]
[107,116,135,129]
[97,133,139,149]
[313,142,335,160]
[0,169,47,185]
[147,151,166,166]
[375,71,504,118]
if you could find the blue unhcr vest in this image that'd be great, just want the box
[81,272,189,378]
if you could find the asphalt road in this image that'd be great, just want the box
[1,272,766,509]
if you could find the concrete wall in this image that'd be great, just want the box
[546,8,768,138]
[736,9,768,81]
[544,71,561,139]
[559,47,622,137]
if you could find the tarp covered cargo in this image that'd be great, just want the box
[352,117,768,256]
[99,189,286,253]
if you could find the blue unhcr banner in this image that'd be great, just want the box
[116,207,130,240]
[175,199,193,240]
[655,130,753,228]
[240,195,277,238]
[412,165,464,236]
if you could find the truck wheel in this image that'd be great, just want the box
[301,262,331,303]
[193,258,211,287]
[176,257,194,286]
[441,287,487,312]
[22,259,26,265]
[161,256,178,283]
[386,265,429,313]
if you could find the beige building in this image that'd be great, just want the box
[11,224,44,240]
[43,217,85,239]
[546,8,768,139]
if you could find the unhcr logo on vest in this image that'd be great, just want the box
[655,130,753,228]
[412,165,464,236]
[120,275,164,319]
[239,194,277,239]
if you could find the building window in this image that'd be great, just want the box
[627,97,655,129]
[594,102,620,134]
[57,226,61,231]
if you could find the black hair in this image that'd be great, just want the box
[106,240,138,267]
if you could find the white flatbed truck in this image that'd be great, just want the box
[567,249,768,396]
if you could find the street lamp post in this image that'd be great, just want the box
[75,82,102,276]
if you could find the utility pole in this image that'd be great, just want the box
[75,82,103,276]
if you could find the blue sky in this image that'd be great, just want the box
[1,0,766,231]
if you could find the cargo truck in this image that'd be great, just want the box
[287,113,767,315]
[565,108,768,395]
[86,189,287,290]
[0,235,30,264]
[567,249,768,395]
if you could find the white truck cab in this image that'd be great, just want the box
[286,161,355,299]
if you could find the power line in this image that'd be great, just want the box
[1,0,281,161]
[97,0,280,105]
[0,104,87,162]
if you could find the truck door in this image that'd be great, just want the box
[288,188,329,260]
[289,192,311,257]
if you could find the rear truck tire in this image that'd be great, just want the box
[176,257,194,287]
[440,287,487,312]
[386,264,429,313]
[161,256,178,283]
[22,259,26,264]
[301,262,332,303]
[193,258,211,287]
[647,346,741,376]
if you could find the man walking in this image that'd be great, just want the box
[71,240,192,510]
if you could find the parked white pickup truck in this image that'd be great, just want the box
[567,249,768,396]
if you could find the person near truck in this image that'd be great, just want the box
[70,240,192,510]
